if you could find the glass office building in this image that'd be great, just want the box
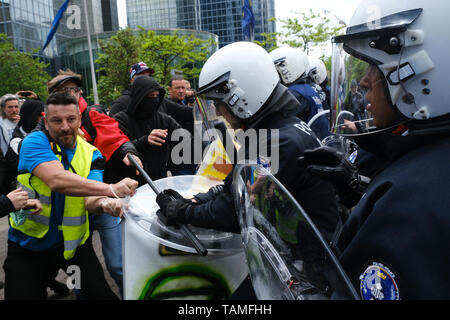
[0,0,118,72]
[127,0,276,47]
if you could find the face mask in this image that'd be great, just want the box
[136,97,159,118]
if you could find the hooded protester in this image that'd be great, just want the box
[4,99,45,192]
[111,75,187,184]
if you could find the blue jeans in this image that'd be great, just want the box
[90,213,123,298]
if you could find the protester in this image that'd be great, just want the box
[167,75,188,104]
[183,80,196,107]
[2,92,137,299]
[159,76,197,176]
[1,186,42,292]
[0,94,21,196]
[46,69,142,297]
[308,57,330,110]
[299,0,450,299]
[3,99,45,191]
[109,62,155,117]
[112,75,189,184]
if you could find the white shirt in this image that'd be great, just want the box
[0,117,18,156]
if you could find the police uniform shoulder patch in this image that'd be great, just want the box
[360,262,399,300]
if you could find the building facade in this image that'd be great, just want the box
[126,0,276,47]
[0,0,118,69]
[0,0,119,97]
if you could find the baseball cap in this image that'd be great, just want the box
[130,62,155,79]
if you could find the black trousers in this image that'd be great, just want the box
[3,236,118,300]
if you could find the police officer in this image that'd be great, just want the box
[300,0,450,300]
[269,47,331,140]
[156,41,341,248]
[309,57,330,110]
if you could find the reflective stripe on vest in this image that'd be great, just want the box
[17,181,51,205]
[12,135,98,260]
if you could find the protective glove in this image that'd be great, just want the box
[156,189,192,226]
[297,146,369,197]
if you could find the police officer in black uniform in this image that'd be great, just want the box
[156,41,341,250]
[300,0,450,300]
[269,47,332,141]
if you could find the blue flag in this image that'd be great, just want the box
[42,0,71,50]
[242,0,255,41]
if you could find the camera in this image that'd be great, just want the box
[185,95,196,104]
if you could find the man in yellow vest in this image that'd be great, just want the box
[3,92,138,300]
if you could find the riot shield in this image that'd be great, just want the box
[122,175,248,300]
[232,163,359,300]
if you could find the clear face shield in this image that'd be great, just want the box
[330,43,375,136]
[192,95,239,174]
[331,36,418,137]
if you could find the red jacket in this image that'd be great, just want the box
[78,97,130,162]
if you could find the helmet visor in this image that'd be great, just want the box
[330,42,375,136]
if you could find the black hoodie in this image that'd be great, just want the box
[111,76,186,183]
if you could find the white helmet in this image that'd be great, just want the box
[198,42,279,121]
[333,0,449,125]
[269,46,310,85]
[309,57,328,85]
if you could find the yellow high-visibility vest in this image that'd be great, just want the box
[11,135,98,260]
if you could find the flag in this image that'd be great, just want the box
[242,0,255,41]
[196,138,234,181]
[42,0,71,50]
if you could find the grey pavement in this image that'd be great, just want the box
[0,215,120,300]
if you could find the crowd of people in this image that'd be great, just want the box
[0,0,449,300]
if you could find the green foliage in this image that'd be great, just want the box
[138,28,216,87]
[92,27,217,106]
[93,28,141,105]
[253,17,279,51]
[253,32,279,52]
[0,33,51,100]
[347,56,368,84]
[276,9,345,55]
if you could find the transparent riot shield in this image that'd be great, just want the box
[122,175,248,300]
[232,163,359,300]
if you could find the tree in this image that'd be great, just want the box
[93,28,141,106]
[92,28,216,106]
[138,28,216,87]
[0,33,50,100]
[253,17,279,52]
[277,9,345,55]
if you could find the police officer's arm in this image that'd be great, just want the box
[156,174,240,233]
[31,160,138,197]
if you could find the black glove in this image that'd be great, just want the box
[156,189,192,226]
[297,146,368,196]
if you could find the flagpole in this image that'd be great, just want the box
[83,0,99,105]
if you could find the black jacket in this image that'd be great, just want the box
[0,194,15,218]
[159,98,196,173]
[335,131,450,299]
[109,76,185,184]
[185,84,341,242]
[109,88,132,117]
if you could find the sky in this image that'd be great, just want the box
[116,0,361,57]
